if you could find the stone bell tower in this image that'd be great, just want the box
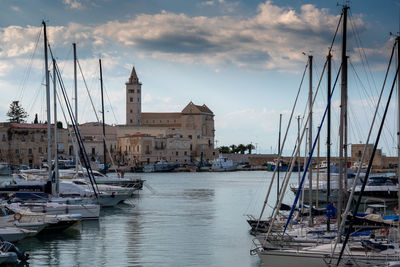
[126,66,142,125]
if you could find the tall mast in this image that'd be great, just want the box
[338,5,348,231]
[277,114,282,203]
[297,115,301,204]
[342,6,349,194]
[327,52,332,232]
[99,59,107,174]
[73,43,78,125]
[73,43,79,173]
[53,58,59,196]
[43,21,52,182]
[397,35,400,218]
[308,55,313,227]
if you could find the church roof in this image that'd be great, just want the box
[181,102,213,115]
[142,113,182,119]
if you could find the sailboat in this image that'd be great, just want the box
[253,5,400,266]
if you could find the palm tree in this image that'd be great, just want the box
[237,144,246,154]
[230,144,237,154]
[246,144,255,154]
[219,146,230,154]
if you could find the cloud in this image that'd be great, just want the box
[93,1,349,71]
[63,0,84,10]
[11,6,21,12]
[0,0,386,74]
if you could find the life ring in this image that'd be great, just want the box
[13,213,22,222]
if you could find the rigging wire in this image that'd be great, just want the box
[103,83,120,125]
[16,26,42,102]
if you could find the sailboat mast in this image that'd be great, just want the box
[43,21,52,183]
[277,114,282,202]
[397,35,400,217]
[342,6,349,194]
[73,43,79,173]
[99,59,106,174]
[308,55,313,226]
[338,5,348,232]
[53,58,59,196]
[327,52,332,232]
[297,115,301,203]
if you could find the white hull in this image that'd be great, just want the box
[257,246,399,267]
[10,203,100,220]
[0,227,37,242]
[97,194,129,207]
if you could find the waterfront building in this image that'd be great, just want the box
[118,66,217,167]
[0,122,69,167]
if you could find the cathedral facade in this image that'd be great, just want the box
[117,66,217,167]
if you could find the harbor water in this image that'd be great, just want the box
[8,171,297,266]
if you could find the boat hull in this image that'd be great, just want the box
[257,248,399,267]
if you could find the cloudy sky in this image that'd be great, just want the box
[1,0,399,156]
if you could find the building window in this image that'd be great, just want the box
[184,151,187,156]
[130,110,133,113]
[21,136,25,142]
[15,149,19,154]
[138,98,140,102]
[130,119,133,123]
[2,135,5,141]
[176,151,179,156]
[128,89,134,93]
[130,97,133,102]
[39,147,42,153]
[137,89,140,94]
[197,135,200,139]
[188,135,192,139]
[92,147,95,155]
[28,148,32,155]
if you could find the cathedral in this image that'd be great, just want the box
[116,66,217,166]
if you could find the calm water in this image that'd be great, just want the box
[12,171,296,267]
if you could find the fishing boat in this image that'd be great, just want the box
[211,156,236,171]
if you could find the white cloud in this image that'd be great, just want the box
[63,0,84,10]
[11,6,21,12]
[0,1,386,75]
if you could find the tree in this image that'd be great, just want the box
[247,144,255,154]
[56,121,63,129]
[230,144,237,154]
[33,113,38,124]
[6,101,28,123]
[218,146,230,154]
[237,144,246,154]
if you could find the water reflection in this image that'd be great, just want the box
[13,172,268,266]
[182,188,215,201]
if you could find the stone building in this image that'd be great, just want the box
[116,66,217,167]
[77,122,118,162]
[0,122,69,167]
[351,143,387,169]
[117,133,191,166]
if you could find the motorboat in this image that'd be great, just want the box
[211,156,236,171]
[0,227,37,242]
[7,201,100,220]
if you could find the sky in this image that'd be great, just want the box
[1,0,400,156]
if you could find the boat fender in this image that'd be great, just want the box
[13,212,22,222]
